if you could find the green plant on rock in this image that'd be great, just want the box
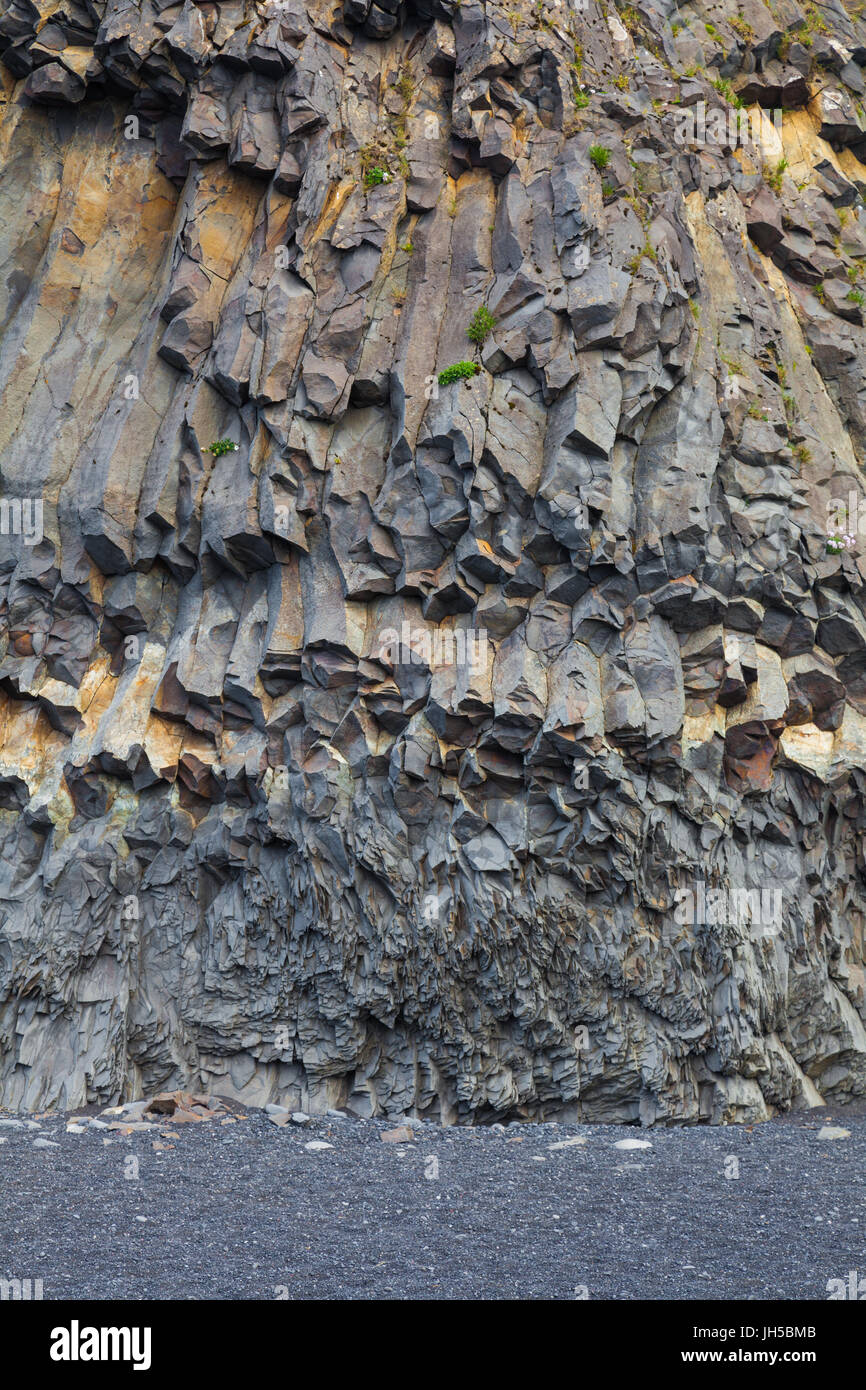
[712,76,745,108]
[364,165,392,189]
[388,65,415,153]
[438,361,481,386]
[467,305,496,345]
[827,532,856,553]
[626,239,656,272]
[359,142,382,173]
[574,88,590,108]
[848,288,865,305]
[803,3,829,34]
[209,438,238,457]
[626,191,648,224]
[765,156,788,193]
[589,143,611,171]
[394,69,414,105]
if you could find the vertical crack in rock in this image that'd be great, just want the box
[1,0,866,1124]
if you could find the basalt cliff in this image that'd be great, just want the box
[2,0,866,1123]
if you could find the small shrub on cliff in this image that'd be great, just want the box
[438,361,480,386]
[765,156,788,193]
[827,532,856,554]
[364,165,392,190]
[467,306,496,345]
[209,439,239,457]
[395,69,415,105]
[712,75,745,108]
[589,144,611,171]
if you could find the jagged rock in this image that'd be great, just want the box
[23,59,86,102]
[811,88,866,146]
[0,0,865,1130]
[744,186,783,253]
[735,64,810,109]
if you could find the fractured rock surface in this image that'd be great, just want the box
[2,0,866,1122]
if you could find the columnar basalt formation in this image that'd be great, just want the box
[2,0,866,1123]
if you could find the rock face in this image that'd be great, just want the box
[2,0,866,1124]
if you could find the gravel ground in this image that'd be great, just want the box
[1,1101,864,1301]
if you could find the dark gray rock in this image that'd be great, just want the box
[0,0,865,1129]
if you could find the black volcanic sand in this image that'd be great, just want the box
[1,1104,864,1300]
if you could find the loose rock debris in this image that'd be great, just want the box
[59,1091,236,1136]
